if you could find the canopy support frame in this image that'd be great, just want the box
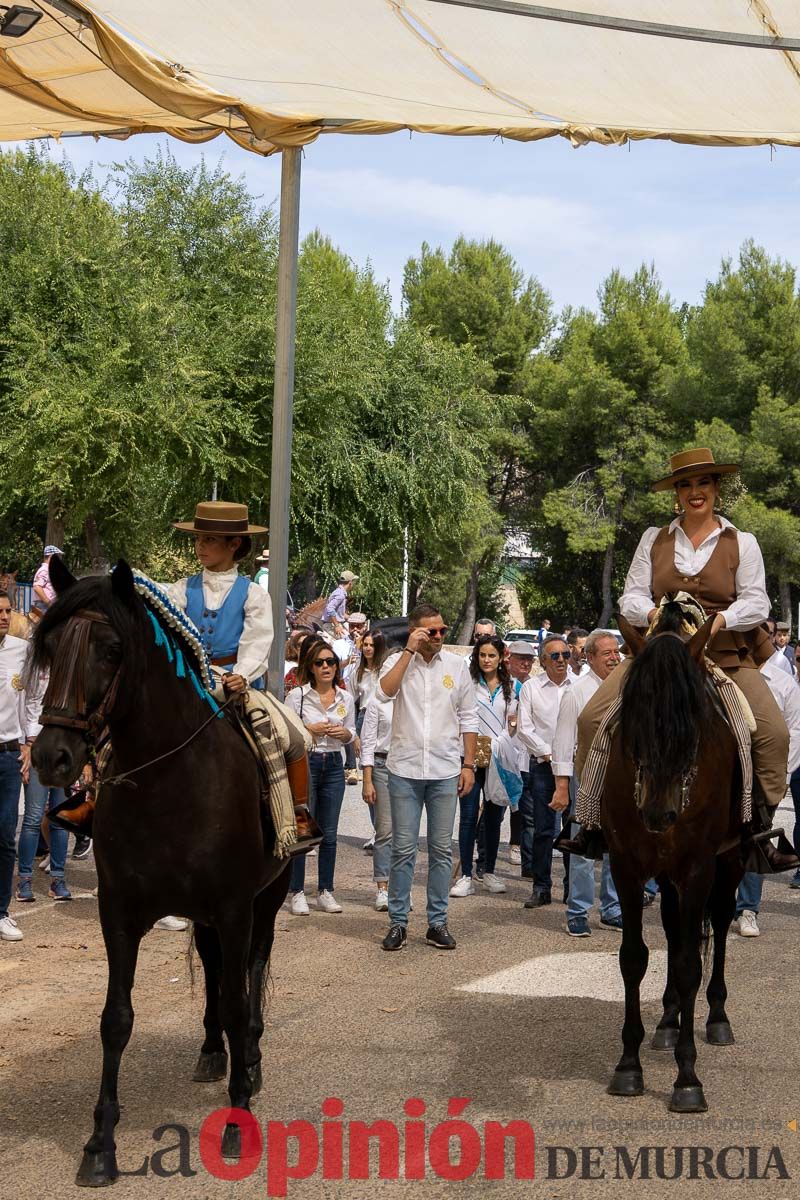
[267,146,301,700]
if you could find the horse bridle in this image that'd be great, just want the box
[39,609,122,743]
[38,605,236,789]
[633,759,698,815]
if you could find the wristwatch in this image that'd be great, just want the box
[463,763,476,771]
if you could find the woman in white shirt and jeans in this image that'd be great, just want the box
[451,635,516,898]
[286,637,356,914]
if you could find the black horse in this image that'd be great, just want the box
[603,608,744,1113]
[31,558,290,1186]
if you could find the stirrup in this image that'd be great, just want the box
[286,805,323,857]
[555,824,606,860]
[743,826,800,875]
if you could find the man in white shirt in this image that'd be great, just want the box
[764,616,793,677]
[377,604,478,951]
[516,635,573,907]
[734,652,800,937]
[566,628,590,679]
[550,630,623,936]
[0,591,42,942]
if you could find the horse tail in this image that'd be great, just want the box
[701,909,714,976]
[619,634,711,793]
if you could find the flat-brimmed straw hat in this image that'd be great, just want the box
[173,500,267,537]
[650,448,739,493]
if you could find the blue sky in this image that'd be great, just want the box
[29,127,800,316]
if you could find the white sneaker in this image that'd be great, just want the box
[362,837,375,853]
[508,846,522,866]
[737,910,759,937]
[38,854,50,873]
[290,891,310,916]
[155,916,188,931]
[374,887,389,912]
[345,770,359,785]
[0,916,23,942]
[317,890,342,913]
[481,872,507,894]
[449,875,475,898]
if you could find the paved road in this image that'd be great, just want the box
[0,786,798,1198]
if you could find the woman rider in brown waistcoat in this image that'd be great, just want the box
[564,448,798,874]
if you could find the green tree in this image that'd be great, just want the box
[525,266,686,624]
[403,237,553,636]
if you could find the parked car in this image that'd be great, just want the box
[504,629,541,652]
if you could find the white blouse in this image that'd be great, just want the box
[285,684,356,755]
[618,517,769,633]
[348,667,380,709]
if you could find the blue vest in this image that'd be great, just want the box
[185,573,250,663]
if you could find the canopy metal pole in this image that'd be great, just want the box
[267,147,302,700]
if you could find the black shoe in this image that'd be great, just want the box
[520,869,533,880]
[524,890,551,909]
[382,924,407,952]
[555,825,607,860]
[425,923,456,950]
[72,836,92,860]
[642,889,657,907]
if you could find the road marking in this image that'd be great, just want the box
[458,949,668,1002]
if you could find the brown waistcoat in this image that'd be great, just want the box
[649,525,771,669]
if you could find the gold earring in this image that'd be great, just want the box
[673,501,681,515]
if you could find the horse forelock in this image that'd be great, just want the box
[28,574,146,701]
[620,632,711,794]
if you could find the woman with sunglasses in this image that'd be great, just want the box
[285,636,356,914]
[451,635,516,899]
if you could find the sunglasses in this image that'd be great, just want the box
[425,627,449,638]
[547,651,571,661]
[313,657,338,668]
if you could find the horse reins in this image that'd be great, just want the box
[39,607,236,789]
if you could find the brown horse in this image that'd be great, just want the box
[603,607,744,1113]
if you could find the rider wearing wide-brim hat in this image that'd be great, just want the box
[168,500,320,855]
[567,448,797,873]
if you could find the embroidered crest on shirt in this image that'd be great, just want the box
[10,674,23,692]
[442,675,454,690]
[336,703,347,718]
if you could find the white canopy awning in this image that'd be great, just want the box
[3,2,800,153]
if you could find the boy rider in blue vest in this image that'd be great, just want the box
[168,501,319,855]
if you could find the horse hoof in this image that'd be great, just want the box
[670,1085,708,1113]
[651,1026,679,1051]
[706,1021,734,1046]
[222,1123,241,1160]
[247,1061,263,1095]
[607,1069,644,1097]
[75,1151,117,1187]
[193,1050,228,1082]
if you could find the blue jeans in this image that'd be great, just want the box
[18,770,69,880]
[736,871,763,915]
[290,752,345,894]
[790,765,800,856]
[371,760,392,883]
[0,752,22,919]
[519,761,558,893]
[387,772,458,928]
[567,825,620,921]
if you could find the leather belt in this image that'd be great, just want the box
[211,653,238,667]
[0,740,20,753]
[374,752,388,762]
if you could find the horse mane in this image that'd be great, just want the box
[28,574,147,704]
[619,630,712,792]
[27,573,211,712]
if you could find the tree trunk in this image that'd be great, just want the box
[599,540,615,627]
[455,563,480,645]
[83,514,108,574]
[779,577,792,627]
[45,493,65,549]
